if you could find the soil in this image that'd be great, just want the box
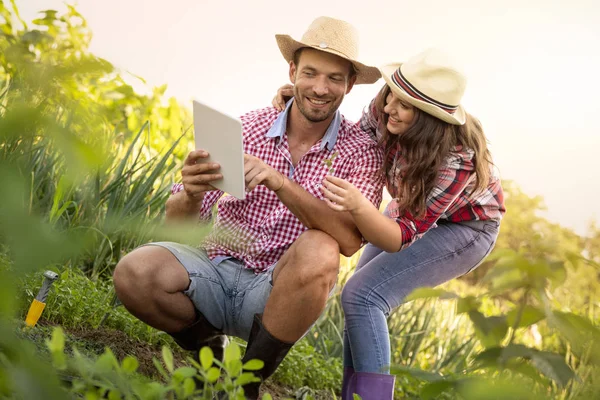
[19,320,332,399]
[66,325,185,376]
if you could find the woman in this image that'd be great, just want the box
[274,48,505,400]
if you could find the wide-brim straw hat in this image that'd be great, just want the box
[380,48,467,125]
[275,16,381,85]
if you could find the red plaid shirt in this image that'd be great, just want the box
[360,98,505,249]
[173,103,384,273]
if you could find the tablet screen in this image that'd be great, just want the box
[193,100,245,200]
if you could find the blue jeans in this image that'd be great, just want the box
[341,219,499,373]
[143,242,275,342]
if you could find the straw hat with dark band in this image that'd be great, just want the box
[275,16,381,85]
[380,48,467,125]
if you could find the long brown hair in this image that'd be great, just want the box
[375,85,492,218]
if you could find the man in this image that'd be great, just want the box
[113,16,383,399]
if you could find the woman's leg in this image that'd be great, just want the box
[342,221,498,373]
[343,243,386,369]
[342,243,387,398]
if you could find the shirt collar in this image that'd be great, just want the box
[266,99,341,151]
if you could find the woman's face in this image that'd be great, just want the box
[383,90,416,135]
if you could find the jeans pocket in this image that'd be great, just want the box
[482,221,500,235]
[464,224,499,275]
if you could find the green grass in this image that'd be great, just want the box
[17,267,172,346]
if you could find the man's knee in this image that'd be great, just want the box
[291,230,340,287]
[113,246,174,300]
[114,250,148,298]
[296,230,340,263]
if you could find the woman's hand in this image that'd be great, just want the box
[320,175,370,213]
[272,84,294,111]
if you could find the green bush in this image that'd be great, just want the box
[274,340,342,391]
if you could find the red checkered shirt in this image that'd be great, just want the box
[173,104,384,273]
[360,98,505,249]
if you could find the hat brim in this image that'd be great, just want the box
[275,34,381,85]
[380,63,466,125]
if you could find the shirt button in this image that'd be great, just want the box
[262,234,269,240]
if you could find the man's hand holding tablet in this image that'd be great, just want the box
[180,149,223,200]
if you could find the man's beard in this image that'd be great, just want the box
[294,89,337,123]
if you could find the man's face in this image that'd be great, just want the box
[290,48,356,123]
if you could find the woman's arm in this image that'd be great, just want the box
[321,176,401,252]
[322,159,475,252]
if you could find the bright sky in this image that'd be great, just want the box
[20,0,600,235]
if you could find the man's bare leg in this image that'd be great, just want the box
[263,229,341,342]
[240,229,341,399]
[113,245,196,332]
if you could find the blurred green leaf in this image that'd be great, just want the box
[421,380,456,399]
[161,346,174,373]
[200,346,214,370]
[94,349,118,374]
[456,377,546,400]
[152,357,169,381]
[405,287,458,301]
[228,359,243,377]
[548,311,600,365]
[474,344,574,387]
[183,377,195,397]
[121,355,138,373]
[243,359,264,371]
[506,305,545,328]
[107,390,121,400]
[173,366,197,380]
[475,344,533,366]
[206,367,220,383]
[236,371,260,386]
[468,311,508,347]
[531,351,574,387]
[456,296,480,314]
[225,341,241,364]
[482,263,527,291]
[45,326,66,370]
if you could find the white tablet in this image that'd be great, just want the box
[192,100,245,200]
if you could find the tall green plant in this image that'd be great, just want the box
[0,2,197,397]
[391,249,600,399]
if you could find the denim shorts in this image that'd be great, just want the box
[144,242,275,342]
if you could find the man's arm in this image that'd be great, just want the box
[165,190,204,221]
[276,178,362,256]
[244,146,383,256]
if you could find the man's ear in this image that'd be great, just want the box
[289,61,297,84]
[345,74,357,95]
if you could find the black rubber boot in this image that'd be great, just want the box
[168,310,228,363]
[241,314,294,400]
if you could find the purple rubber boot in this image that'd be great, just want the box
[341,367,355,400]
[349,371,395,400]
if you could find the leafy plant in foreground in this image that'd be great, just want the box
[45,326,268,399]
